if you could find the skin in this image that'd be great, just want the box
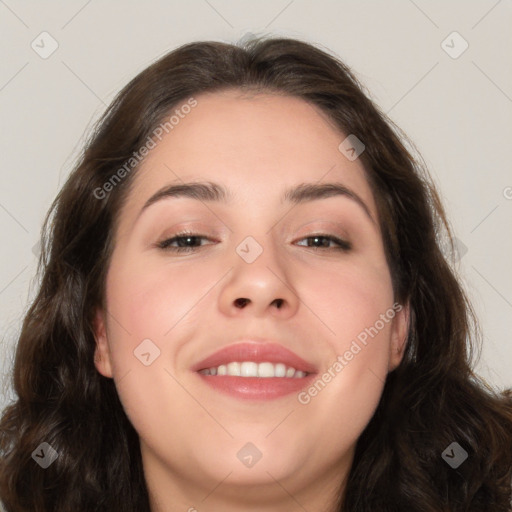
[93,90,409,512]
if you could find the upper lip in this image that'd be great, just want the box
[191,340,318,374]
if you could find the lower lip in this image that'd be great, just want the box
[196,373,316,400]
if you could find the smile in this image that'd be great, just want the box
[198,361,308,378]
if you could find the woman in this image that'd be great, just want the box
[1,36,511,511]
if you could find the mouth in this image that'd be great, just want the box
[191,341,317,400]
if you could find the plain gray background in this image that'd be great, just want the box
[1,0,511,418]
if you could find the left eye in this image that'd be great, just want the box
[157,232,352,253]
[296,234,351,251]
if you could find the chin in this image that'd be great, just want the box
[213,436,306,482]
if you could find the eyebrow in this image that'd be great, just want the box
[138,180,375,224]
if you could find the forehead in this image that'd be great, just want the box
[118,90,377,229]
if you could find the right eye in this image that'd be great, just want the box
[156,232,215,253]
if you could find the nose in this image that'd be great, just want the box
[218,236,300,319]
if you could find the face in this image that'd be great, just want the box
[93,90,409,510]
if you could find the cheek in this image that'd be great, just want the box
[293,256,395,445]
[101,259,209,444]
[106,257,209,343]
[303,253,395,351]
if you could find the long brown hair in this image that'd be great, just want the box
[1,36,511,512]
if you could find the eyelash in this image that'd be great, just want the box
[156,231,352,253]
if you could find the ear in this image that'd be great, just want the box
[388,301,410,372]
[92,308,113,378]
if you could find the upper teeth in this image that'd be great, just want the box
[199,361,307,378]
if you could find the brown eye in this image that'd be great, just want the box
[157,232,214,252]
[296,234,352,251]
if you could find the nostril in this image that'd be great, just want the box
[234,298,249,308]
[273,298,284,308]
